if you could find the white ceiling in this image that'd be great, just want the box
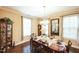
[5,6,79,18]
[0,0,78,6]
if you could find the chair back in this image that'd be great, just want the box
[66,40,72,53]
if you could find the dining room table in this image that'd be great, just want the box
[30,36,66,53]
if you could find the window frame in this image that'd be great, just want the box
[63,14,79,40]
[23,17,32,36]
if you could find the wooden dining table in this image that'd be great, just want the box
[30,38,66,53]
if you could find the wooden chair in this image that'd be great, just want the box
[66,40,72,53]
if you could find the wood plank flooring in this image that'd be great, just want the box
[7,41,31,53]
[6,41,79,53]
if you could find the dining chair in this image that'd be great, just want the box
[66,40,72,53]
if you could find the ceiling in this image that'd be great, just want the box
[3,6,79,18]
[0,0,78,6]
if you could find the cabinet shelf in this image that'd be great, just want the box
[0,17,13,52]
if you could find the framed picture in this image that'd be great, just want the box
[51,18,59,35]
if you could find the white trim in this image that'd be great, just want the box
[15,39,30,46]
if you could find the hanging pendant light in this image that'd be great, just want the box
[40,6,49,24]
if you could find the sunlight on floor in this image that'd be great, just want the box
[23,45,31,53]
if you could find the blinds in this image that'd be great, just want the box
[63,14,79,40]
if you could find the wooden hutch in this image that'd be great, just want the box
[0,17,13,52]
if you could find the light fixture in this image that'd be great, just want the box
[40,6,49,24]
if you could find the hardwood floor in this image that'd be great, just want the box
[7,41,31,53]
[6,41,79,53]
[70,47,79,53]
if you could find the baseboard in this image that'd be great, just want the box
[15,39,30,46]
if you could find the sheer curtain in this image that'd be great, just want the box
[23,17,31,36]
[63,14,79,40]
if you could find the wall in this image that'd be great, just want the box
[0,7,22,45]
[23,18,39,42]
[0,7,40,45]
[31,18,39,35]
[1,7,79,47]
[48,8,79,47]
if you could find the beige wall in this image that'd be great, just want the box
[31,18,39,35]
[0,8,22,45]
[0,7,40,45]
[23,18,39,42]
[1,7,79,47]
[49,8,79,46]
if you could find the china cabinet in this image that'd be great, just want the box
[0,17,13,52]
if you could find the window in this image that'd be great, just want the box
[63,14,79,40]
[23,17,31,36]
